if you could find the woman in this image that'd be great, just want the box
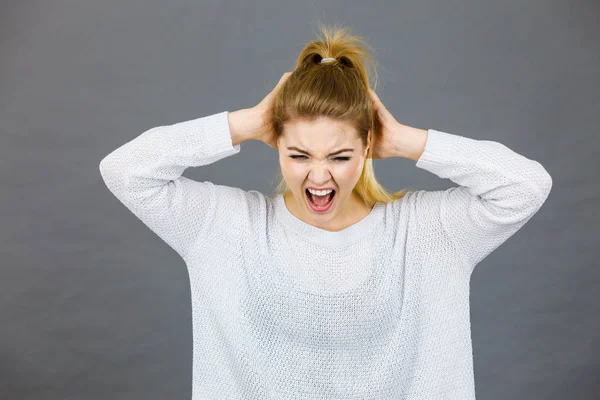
[99,24,552,400]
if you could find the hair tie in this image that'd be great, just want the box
[320,57,336,63]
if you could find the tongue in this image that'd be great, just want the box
[312,192,333,206]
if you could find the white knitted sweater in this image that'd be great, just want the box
[99,110,552,399]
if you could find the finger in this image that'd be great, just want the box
[369,88,382,105]
[270,73,291,95]
[369,89,385,113]
[278,71,292,85]
[266,72,292,98]
[370,97,392,122]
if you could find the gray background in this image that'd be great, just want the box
[1,1,597,399]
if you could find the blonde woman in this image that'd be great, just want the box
[99,24,552,400]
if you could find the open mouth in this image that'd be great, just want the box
[305,189,336,211]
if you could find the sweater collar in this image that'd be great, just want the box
[271,194,385,245]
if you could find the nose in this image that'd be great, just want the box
[308,160,333,183]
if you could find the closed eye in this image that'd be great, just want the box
[289,155,351,162]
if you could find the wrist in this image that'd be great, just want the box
[228,108,262,146]
[391,124,428,161]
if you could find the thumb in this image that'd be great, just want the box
[275,71,292,90]
[371,92,395,125]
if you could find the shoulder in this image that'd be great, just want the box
[186,183,268,257]
[387,188,451,234]
[390,189,447,214]
[209,183,267,224]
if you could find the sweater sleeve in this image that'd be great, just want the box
[412,128,553,271]
[98,110,243,261]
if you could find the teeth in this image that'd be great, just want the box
[308,188,333,196]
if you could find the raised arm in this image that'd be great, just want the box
[398,127,552,274]
[99,110,256,261]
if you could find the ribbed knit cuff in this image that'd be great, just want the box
[415,129,463,170]
[195,110,241,156]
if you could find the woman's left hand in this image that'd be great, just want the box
[369,88,427,161]
[368,88,403,160]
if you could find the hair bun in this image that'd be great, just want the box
[314,54,352,68]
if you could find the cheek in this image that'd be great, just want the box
[285,163,305,177]
[339,160,362,179]
[280,161,304,182]
[325,168,354,187]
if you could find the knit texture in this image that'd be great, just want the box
[99,110,552,399]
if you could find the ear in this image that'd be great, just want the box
[365,130,372,155]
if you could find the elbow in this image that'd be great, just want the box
[98,155,113,182]
[522,160,553,203]
[98,155,124,195]
[533,163,553,203]
[539,172,553,201]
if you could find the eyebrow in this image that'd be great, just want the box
[287,147,354,157]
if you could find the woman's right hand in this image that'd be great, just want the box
[250,71,292,149]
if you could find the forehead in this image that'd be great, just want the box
[283,117,359,148]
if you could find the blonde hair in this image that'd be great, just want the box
[268,23,413,207]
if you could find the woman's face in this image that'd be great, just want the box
[277,116,371,230]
